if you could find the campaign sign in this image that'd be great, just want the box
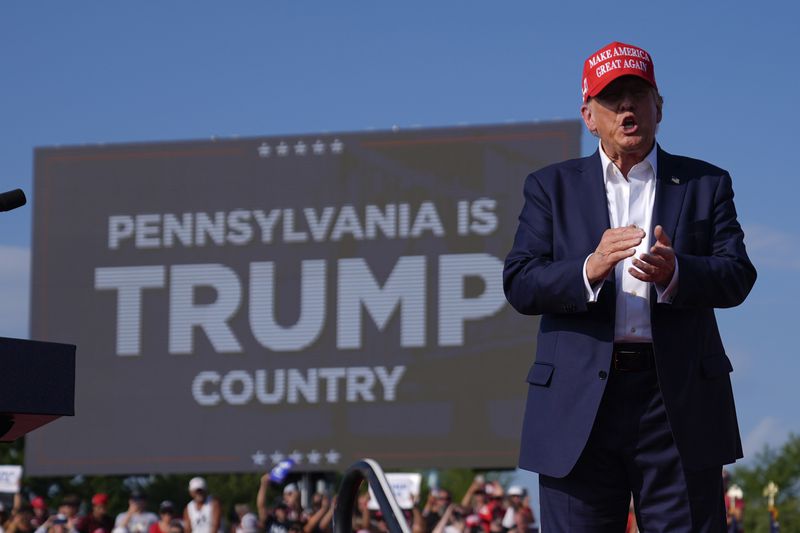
[26,121,581,475]
[368,473,422,510]
[0,466,22,493]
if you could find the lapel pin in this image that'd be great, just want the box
[671,176,680,184]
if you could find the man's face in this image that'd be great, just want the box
[283,490,298,506]
[581,76,662,160]
[59,505,78,519]
[192,489,206,503]
[435,490,451,511]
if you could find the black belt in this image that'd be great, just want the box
[612,343,654,372]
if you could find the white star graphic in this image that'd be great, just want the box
[294,141,307,156]
[325,449,341,464]
[276,142,289,156]
[312,140,326,155]
[306,450,322,465]
[257,143,271,157]
[289,450,304,464]
[269,450,285,464]
[251,450,267,466]
[330,139,344,154]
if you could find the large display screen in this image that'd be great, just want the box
[26,121,581,475]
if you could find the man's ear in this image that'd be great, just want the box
[580,102,596,134]
[655,91,663,124]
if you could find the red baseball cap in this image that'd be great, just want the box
[31,497,46,510]
[92,493,109,506]
[582,41,657,103]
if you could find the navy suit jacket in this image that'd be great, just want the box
[503,146,756,478]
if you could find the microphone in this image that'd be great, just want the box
[0,189,26,212]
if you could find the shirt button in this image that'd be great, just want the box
[598,370,608,380]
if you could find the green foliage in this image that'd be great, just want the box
[732,433,800,532]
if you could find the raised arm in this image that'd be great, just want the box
[257,475,271,527]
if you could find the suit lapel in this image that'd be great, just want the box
[580,151,616,303]
[581,150,611,246]
[652,146,687,246]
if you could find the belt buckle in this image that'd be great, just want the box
[614,349,640,372]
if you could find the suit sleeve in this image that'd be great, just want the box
[503,172,587,315]
[672,173,757,308]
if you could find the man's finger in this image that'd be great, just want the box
[614,226,646,240]
[654,225,672,247]
[648,244,675,261]
[632,257,658,274]
[606,240,644,254]
[604,249,637,266]
[628,267,654,283]
[639,253,669,269]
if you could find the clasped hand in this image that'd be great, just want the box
[586,225,675,286]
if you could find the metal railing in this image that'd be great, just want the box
[333,459,411,533]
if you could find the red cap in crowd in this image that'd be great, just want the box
[582,41,657,103]
[92,493,109,506]
[31,497,46,510]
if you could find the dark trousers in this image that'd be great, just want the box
[539,366,726,532]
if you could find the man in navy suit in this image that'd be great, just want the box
[503,42,756,531]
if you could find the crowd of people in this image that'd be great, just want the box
[0,474,539,533]
[0,468,755,533]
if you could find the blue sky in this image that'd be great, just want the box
[1,0,798,508]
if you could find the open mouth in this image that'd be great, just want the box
[621,116,638,133]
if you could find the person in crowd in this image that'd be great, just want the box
[149,502,177,533]
[114,491,158,533]
[501,487,535,533]
[301,494,332,533]
[421,490,450,533]
[257,471,303,531]
[76,494,113,533]
[477,484,504,533]
[262,503,290,533]
[5,504,35,533]
[30,499,48,529]
[431,504,467,533]
[0,502,10,533]
[230,504,258,533]
[183,478,221,533]
[463,515,482,533]
[723,470,745,532]
[353,494,370,533]
[280,486,301,524]
[34,513,77,533]
[57,496,81,533]
[459,477,490,527]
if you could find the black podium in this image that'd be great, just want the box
[0,337,75,441]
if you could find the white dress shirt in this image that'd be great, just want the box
[582,139,678,342]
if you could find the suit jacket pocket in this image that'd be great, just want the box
[701,353,733,378]
[527,362,554,387]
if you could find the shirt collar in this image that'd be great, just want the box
[597,138,658,182]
